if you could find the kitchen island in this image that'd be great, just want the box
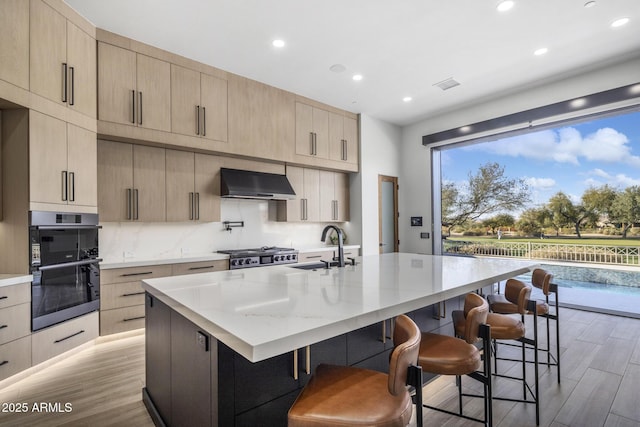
[141,253,537,427]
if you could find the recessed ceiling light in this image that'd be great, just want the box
[459,126,472,133]
[570,98,588,108]
[402,97,413,102]
[352,74,363,81]
[534,47,548,56]
[584,1,596,8]
[611,17,630,28]
[630,84,640,95]
[272,39,285,48]
[496,1,515,12]
[329,64,346,73]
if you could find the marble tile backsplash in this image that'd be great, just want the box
[99,199,348,262]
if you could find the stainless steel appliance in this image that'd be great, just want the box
[218,246,298,269]
[29,211,101,331]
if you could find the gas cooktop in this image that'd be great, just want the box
[218,247,298,269]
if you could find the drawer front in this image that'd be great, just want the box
[100,305,145,336]
[341,249,358,258]
[172,259,228,276]
[0,283,30,310]
[0,336,32,382]
[298,251,333,263]
[0,303,31,345]
[101,281,145,310]
[32,311,99,366]
[100,265,172,285]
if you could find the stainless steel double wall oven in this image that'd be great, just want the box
[29,211,101,331]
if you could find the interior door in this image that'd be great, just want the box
[378,175,398,253]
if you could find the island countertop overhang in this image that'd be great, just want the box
[142,253,538,362]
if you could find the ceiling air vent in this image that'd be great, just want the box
[433,77,461,91]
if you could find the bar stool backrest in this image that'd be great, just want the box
[461,293,489,344]
[504,278,531,314]
[531,268,554,295]
[390,314,421,396]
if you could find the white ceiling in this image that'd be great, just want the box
[65,0,640,126]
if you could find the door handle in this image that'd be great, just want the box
[195,192,200,220]
[131,90,136,123]
[202,107,206,136]
[196,106,200,135]
[69,66,75,106]
[69,172,75,202]
[134,189,139,220]
[138,92,143,125]
[189,192,194,220]
[61,171,68,201]
[62,63,68,103]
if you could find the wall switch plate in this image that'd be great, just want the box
[420,232,430,239]
[123,251,134,258]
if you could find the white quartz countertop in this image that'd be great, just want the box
[142,253,538,362]
[297,245,360,253]
[100,253,229,269]
[0,274,33,287]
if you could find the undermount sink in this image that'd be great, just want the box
[289,263,329,271]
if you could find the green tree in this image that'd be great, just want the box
[546,192,595,238]
[516,207,548,237]
[582,185,618,226]
[441,162,530,235]
[610,186,640,238]
[482,214,516,235]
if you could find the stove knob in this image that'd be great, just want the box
[231,259,238,266]
[292,254,297,261]
[286,255,291,260]
[247,258,254,265]
[238,259,244,265]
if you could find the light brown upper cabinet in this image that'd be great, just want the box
[97,141,166,222]
[0,0,29,90]
[319,171,350,222]
[228,75,295,162]
[171,64,228,144]
[329,113,358,165]
[29,111,97,210]
[295,102,329,159]
[282,166,320,222]
[165,150,221,222]
[97,42,171,132]
[29,0,96,118]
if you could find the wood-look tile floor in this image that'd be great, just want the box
[0,307,638,426]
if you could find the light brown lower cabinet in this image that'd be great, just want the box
[32,311,99,366]
[0,283,32,381]
[0,336,32,381]
[99,261,228,336]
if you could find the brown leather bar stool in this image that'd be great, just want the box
[487,278,540,425]
[531,268,560,383]
[417,293,492,426]
[288,314,422,427]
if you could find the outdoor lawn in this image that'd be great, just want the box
[446,234,640,246]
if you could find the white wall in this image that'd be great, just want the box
[399,55,640,254]
[356,114,402,256]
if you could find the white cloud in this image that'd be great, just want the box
[467,126,640,166]
[581,170,640,189]
[590,168,611,179]
[524,177,556,189]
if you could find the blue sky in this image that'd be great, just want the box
[440,110,640,208]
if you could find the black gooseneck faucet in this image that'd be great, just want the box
[321,225,345,267]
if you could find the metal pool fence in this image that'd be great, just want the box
[443,240,640,266]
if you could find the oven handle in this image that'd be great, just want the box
[31,225,102,230]
[35,258,102,271]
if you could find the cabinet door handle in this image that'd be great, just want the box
[138,92,143,125]
[293,349,298,380]
[305,345,311,374]
[134,189,139,220]
[196,106,200,135]
[309,132,314,155]
[313,133,317,155]
[61,171,68,201]
[69,172,75,202]
[195,192,200,220]
[189,192,194,220]
[123,316,145,322]
[126,188,132,220]
[305,255,322,259]
[342,139,347,160]
[188,265,214,271]
[131,90,136,123]
[121,271,153,277]
[0,296,7,300]
[122,291,145,297]
[202,107,206,136]
[62,63,68,103]
[304,199,309,220]
[0,325,7,330]
[69,66,75,106]
[54,330,84,344]
[0,361,8,367]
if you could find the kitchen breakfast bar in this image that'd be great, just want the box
[141,253,537,427]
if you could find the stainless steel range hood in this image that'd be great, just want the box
[220,168,296,200]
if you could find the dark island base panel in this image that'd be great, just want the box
[143,293,464,427]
